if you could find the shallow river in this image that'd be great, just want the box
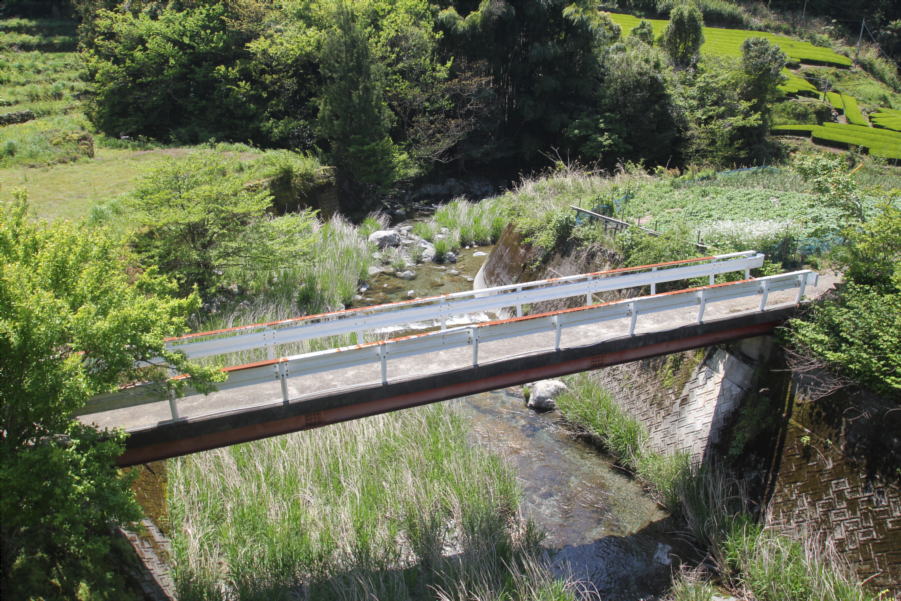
[369,244,688,600]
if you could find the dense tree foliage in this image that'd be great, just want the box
[84,3,262,143]
[78,0,817,193]
[0,198,221,599]
[660,2,704,69]
[787,157,901,395]
[317,2,409,195]
[128,153,317,296]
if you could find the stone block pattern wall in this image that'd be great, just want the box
[767,396,901,592]
[585,346,758,463]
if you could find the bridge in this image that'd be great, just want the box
[75,251,828,466]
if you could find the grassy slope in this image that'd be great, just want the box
[0,147,190,220]
[0,18,197,219]
[0,18,95,168]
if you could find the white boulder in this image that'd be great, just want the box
[368,229,402,248]
[526,379,568,411]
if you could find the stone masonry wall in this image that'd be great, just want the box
[766,388,901,592]
[584,339,768,464]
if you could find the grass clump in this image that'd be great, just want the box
[168,405,583,601]
[555,373,689,509]
[722,521,877,601]
[433,197,507,247]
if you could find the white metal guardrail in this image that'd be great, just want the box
[84,266,816,423]
[166,251,764,360]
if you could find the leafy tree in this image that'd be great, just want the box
[787,159,901,395]
[0,197,221,599]
[84,4,262,143]
[631,19,655,45]
[567,41,679,165]
[128,153,317,296]
[794,154,866,222]
[740,38,787,115]
[739,37,786,150]
[675,57,762,165]
[436,0,610,166]
[661,2,704,69]
[317,2,408,198]
[789,283,900,394]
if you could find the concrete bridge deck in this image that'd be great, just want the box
[74,255,833,465]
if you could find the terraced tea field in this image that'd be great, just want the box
[607,12,852,67]
[608,12,846,97]
[822,92,868,126]
[773,122,901,159]
[871,108,901,132]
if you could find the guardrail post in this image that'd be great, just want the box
[745,267,751,280]
[167,388,180,421]
[795,272,808,305]
[469,328,479,367]
[265,327,275,360]
[516,286,523,317]
[709,272,715,286]
[585,282,592,306]
[758,280,770,312]
[628,302,638,336]
[651,267,657,295]
[697,290,707,323]
[379,345,388,385]
[553,315,562,351]
[278,361,290,404]
[440,299,448,331]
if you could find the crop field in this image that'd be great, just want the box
[822,92,869,126]
[0,19,92,168]
[607,12,852,67]
[780,74,819,96]
[871,108,901,132]
[773,122,901,160]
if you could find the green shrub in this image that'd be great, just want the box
[771,98,832,126]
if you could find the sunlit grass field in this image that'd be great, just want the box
[169,405,584,601]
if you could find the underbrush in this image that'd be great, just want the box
[0,114,94,167]
[555,373,878,601]
[168,405,586,601]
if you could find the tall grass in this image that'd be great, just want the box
[294,214,372,312]
[722,520,877,601]
[555,373,689,509]
[168,405,584,601]
[432,198,508,247]
[554,372,877,600]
